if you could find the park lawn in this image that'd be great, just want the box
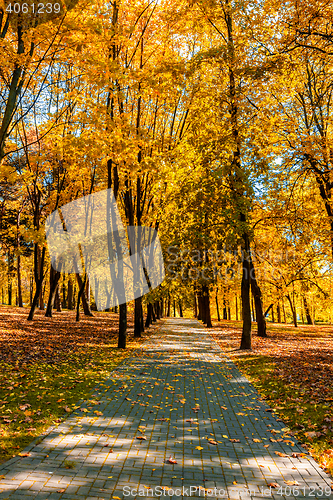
[210,320,333,478]
[0,306,154,465]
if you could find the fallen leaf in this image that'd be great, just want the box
[275,451,288,457]
[136,436,147,440]
[168,456,177,464]
[268,482,279,488]
[285,480,299,486]
[230,439,240,443]
[208,440,217,445]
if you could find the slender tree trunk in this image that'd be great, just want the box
[118,303,127,348]
[277,302,281,323]
[223,298,227,320]
[134,296,142,338]
[235,294,238,321]
[303,296,313,325]
[167,295,171,316]
[271,306,275,323]
[140,303,144,332]
[17,254,23,307]
[152,304,157,322]
[202,284,212,327]
[45,266,61,317]
[62,278,67,309]
[55,285,61,312]
[178,300,183,317]
[282,297,286,323]
[75,273,93,316]
[215,289,220,321]
[28,246,46,321]
[7,252,12,306]
[197,292,202,320]
[39,250,45,310]
[145,303,152,327]
[67,278,74,310]
[240,236,252,349]
[155,301,160,320]
[76,275,87,322]
[286,294,297,327]
[173,300,176,317]
[249,256,267,337]
[29,274,33,306]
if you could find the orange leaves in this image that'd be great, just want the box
[275,451,288,457]
[208,439,217,445]
[167,456,177,464]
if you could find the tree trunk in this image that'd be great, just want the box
[178,300,183,317]
[145,303,152,327]
[277,302,281,323]
[286,294,297,327]
[67,278,74,309]
[55,285,62,312]
[134,296,142,338]
[167,295,171,316]
[45,266,61,317]
[240,236,252,349]
[215,290,220,321]
[249,256,267,337]
[223,298,227,320]
[75,272,93,316]
[155,301,160,319]
[202,284,212,327]
[282,297,286,323]
[173,300,176,317]
[271,306,275,323]
[17,254,23,307]
[118,302,127,348]
[140,303,144,332]
[28,246,46,321]
[235,294,238,321]
[76,275,87,322]
[152,304,157,322]
[303,296,313,325]
[197,292,202,320]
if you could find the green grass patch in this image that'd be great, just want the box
[0,344,132,464]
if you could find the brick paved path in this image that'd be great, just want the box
[0,318,332,499]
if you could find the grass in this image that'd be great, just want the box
[0,306,156,465]
[210,319,333,478]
